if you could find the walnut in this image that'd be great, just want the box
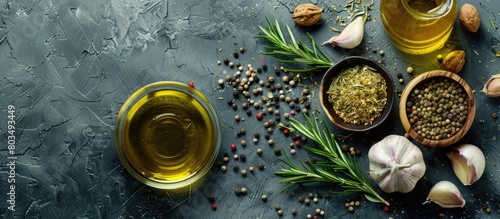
[442,50,466,73]
[292,3,323,27]
[459,4,480,33]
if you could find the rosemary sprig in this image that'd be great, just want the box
[275,114,390,206]
[254,17,334,73]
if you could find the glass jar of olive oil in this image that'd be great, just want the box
[115,81,221,189]
[380,0,457,54]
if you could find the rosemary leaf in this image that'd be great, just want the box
[276,114,390,206]
[254,16,334,72]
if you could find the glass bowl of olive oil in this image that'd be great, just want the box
[115,81,221,189]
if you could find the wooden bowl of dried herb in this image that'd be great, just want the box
[319,56,395,132]
[399,70,476,147]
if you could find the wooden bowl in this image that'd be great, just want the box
[399,70,476,147]
[319,56,395,132]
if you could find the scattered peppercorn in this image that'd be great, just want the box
[304,198,311,205]
[256,113,263,120]
[273,147,281,155]
[231,143,237,151]
[384,205,390,212]
[234,187,242,195]
[257,148,263,155]
[407,66,414,74]
[233,164,239,171]
[283,128,290,135]
[261,194,268,202]
[256,163,264,171]
[298,196,305,203]
[208,194,215,203]
[211,203,217,210]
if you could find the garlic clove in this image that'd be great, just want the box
[447,144,486,185]
[424,181,466,208]
[322,16,364,49]
[482,74,500,97]
[369,135,426,193]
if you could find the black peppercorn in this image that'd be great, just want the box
[258,162,265,170]
[232,91,240,98]
[273,147,281,155]
[223,58,229,65]
[262,64,268,72]
[240,154,246,162]
[233,52,239,58]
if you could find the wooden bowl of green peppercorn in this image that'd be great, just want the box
[399,70,476,147]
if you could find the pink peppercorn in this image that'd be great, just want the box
[294,140,301,147]
[384,205,390,212]
[256,113,263,120]
[283,128,290,135]
[188,81,195,88]
[231,143,237,151]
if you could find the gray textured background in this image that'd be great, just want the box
[1,0,499,218]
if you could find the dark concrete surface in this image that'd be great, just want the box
[1,0,498,218]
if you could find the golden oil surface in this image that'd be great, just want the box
[121,90,215,182]
[381,0,457,54]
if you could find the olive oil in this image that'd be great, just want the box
[115,82,220,189]
[380,0,457,54]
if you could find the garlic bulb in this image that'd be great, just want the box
[322,16,364,49]
[482,74,500,97]
[447,144,486,185]
[368,135,426,193]
[424,181,466,208]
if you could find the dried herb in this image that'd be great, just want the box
[275,114,389,206]
[327,65,387,125]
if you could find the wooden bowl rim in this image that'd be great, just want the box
[319,56,395,132]
[399,70,476,147]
